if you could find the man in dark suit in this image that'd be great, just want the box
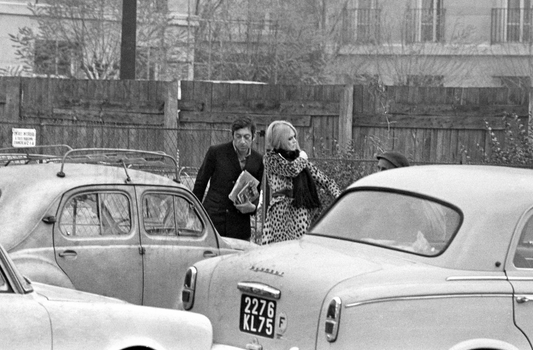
[193,116,264,241]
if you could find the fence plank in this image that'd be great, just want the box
[339,85,353,148]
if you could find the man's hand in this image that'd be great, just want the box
[235,200,256,214]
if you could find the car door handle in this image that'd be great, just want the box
[58,250,78,258]
[516,295,533,304]
[203,250,218,258]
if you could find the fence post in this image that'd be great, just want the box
[165,79,179,128]
[164,80,180,166]
[3,77,21,122]
[338,84,353,149]
[529,87,533,135]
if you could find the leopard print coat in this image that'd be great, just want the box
[261,152,341,245]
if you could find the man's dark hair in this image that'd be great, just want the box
[231,116,256,137]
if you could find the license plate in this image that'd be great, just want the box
[239,294,276,338]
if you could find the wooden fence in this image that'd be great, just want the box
[349,85,530,163]
[0,77,530,169]
[178,81,344,166]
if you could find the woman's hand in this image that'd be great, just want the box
[235,200,256,214]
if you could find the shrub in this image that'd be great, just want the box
[478,113,533,166]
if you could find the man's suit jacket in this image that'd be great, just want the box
[193,141,263,240]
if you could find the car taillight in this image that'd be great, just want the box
[182,267,197,310]
[325,297,342,342]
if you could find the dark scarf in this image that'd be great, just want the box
[275,149,320,209]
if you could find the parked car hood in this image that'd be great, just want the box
[31,281,126,304]
[31,282,216,350]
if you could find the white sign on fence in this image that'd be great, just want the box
[12,128,36,147]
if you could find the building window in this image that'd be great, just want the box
[507,0,531,42]
[405,0,445,43]
[34,40,80,77]
[492,0,532,43]
[341,0,380,44]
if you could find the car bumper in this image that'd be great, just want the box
[212,344,246,350]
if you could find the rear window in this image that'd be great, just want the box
[142,193,204,237]
[59,192,132,238]
[309,190,461,256]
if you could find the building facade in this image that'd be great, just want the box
[2,0,532,87]
[331,0,533,87]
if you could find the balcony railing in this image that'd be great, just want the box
[491,8,533,43]
[404,8,446,43]
[340,8,381,44]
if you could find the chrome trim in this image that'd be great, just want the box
[237,282,281,299]
[345,293,511,309]
[182,267,197,310]
[325,296,342,342]
[250,265,284,277]
[507,276,533,281]
[446,276,508,281]
[516,295,533,303]
[245,338,263,350]
[447,275,533,282]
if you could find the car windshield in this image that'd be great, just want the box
[309,190,462,256]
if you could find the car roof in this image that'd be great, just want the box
[352,164,533,208]
[0,162,185,250]
[347,164,533,270]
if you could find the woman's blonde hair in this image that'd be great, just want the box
[265,120,298,151]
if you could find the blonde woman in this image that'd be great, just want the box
[261,120,341,245]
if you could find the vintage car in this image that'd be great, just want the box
[0,238,220,350]
[183,165,533,350]
[0,146,253,310]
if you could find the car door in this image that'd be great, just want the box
[137,186,219,309]
[0,250,51,350]
[507,210,533,342]
[54,186,143,304]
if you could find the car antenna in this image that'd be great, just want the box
[120,159,132,183]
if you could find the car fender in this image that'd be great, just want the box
[448,338,521,350]
[316,292,531,350]
[218,236,258,253]
[45,302,214,350]
[11,255,74,289]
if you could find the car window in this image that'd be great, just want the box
[0,270,9,293]
[513,216,533,268]
[310,190,461,256]
[142,193,204,237]
[59,192,131,238]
